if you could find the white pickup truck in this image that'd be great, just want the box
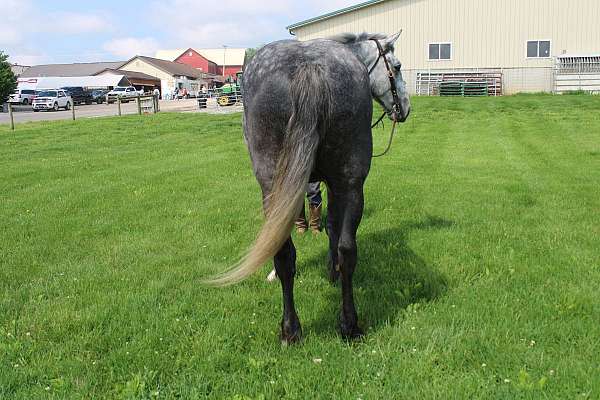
[32,89,72,112]
[105,86,142,104]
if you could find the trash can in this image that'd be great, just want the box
[197,95,207,109]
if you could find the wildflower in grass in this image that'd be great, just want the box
[313,358,322,364]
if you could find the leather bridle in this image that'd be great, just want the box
[368,39,404,157]
[369,39,403,124]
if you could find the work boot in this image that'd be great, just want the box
[308,203,322,233]
[295,204,308,234]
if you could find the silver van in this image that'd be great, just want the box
[8,89,37,105]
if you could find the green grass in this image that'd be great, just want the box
[1,95,599,399]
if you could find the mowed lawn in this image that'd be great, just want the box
[1,95,599,399]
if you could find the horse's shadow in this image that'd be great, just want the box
[303,215,451,336]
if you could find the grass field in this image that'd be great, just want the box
[1,95,599,399]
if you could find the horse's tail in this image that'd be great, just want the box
[207,63,331,286]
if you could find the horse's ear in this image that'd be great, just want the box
[384,30,402,50]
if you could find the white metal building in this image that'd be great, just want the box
[287,0,600,94]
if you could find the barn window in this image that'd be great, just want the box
[527,40,551,58]
[429,43,451,61]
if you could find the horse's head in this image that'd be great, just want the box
[368,32,411,123]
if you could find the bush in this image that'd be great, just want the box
[0,51,17,103]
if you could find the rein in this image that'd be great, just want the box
[369,39,402,158]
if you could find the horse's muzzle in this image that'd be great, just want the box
[391,107,410,123]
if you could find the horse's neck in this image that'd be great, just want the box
[348,41,378,71]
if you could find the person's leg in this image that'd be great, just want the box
[307,181,322,233]
[294,201,308,233]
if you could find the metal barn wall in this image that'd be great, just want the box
[291,0,600,93]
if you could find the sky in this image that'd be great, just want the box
[1,0,361,65]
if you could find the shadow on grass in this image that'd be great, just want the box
[304,215,450,336]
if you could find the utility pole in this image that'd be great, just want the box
[223,45,227,78]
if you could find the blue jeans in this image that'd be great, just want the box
[307,181,322,206]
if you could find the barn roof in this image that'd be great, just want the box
[197,49,246,66]
[287,0,388,32]
[95,68,161,81]
[155,49,186,62]
[17,75,130,90]
[155,48,246,66]
[119,56,205,79]
[20,61,125,78]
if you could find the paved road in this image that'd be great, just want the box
[0,99,235,125]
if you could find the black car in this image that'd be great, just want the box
[90,89,108,104]
[61,87,94,105]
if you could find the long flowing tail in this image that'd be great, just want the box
[206,63,331,286]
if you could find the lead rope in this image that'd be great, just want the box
[372,119,397,158]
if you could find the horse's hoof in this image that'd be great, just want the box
[340,323,364,341]
[280,328,302,345]
[328,268,340,284]
[280,319,302,345]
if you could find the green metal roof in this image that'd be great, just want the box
[287,0,388,33]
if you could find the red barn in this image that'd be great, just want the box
[158,48,246,81]
[173,48,218,75]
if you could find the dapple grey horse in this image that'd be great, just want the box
[210,32,411,343]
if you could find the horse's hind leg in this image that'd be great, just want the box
[274,237,302,344]
[329,179,365,339]
[326,188,341,283]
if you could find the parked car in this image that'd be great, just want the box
[32,89,72,112]
[61,87,93,105]
[91,89,108,104]
[8,89,37,105]
[106,86,139,104]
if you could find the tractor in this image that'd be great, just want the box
[216,72,243,106]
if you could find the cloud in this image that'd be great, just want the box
[50,12,113,34]
[102,37,161,58]
[1,0,114,64]
[146,0,361,48]
[0,0,35,46]
[8,53,51,66]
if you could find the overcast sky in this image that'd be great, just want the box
[1,0,361,65]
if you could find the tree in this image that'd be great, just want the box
[0,51,17,104]
[244,46,262,66]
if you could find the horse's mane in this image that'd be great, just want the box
[327,32,386,44]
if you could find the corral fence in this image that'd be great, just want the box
[554,56,600,94]
[407,67,555,96]
[406,58,600,96]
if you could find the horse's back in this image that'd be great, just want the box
[243,39,371,120]
[242,39,373,183]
